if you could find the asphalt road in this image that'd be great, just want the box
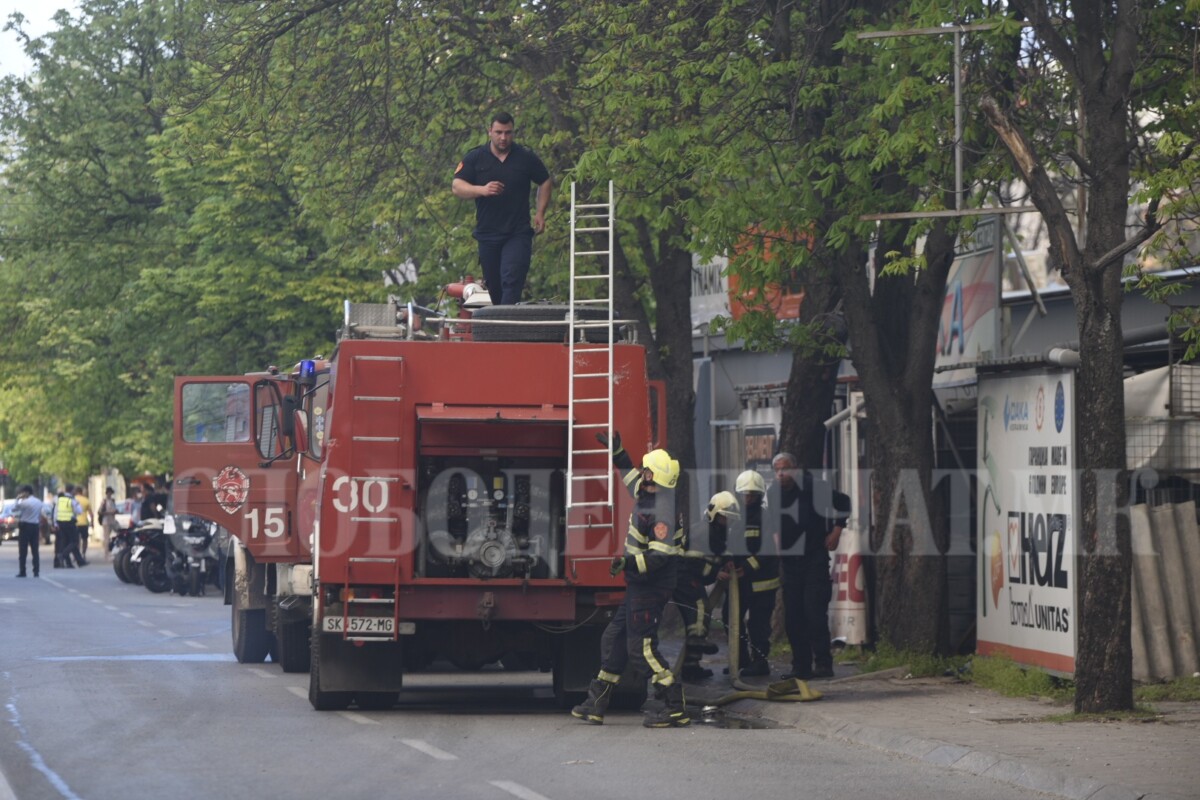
[0,545,1051,800]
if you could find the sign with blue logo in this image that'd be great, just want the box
[977,369,1076,676]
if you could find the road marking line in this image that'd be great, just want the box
[104,605,118,611]
[138,620,154,627]
[246,668,276,679]
[158,630,178,638]
[489,780,552,800]
[89,599,103,604]
[400,739,458,761]
[286,686,308,699]
[41,578,63,588]
[119,612,135,618]
[77,594,91,600]
[184,640,206,649]
[338,711,379,726]
[37,654,235,663]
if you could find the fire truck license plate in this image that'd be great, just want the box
[322,617,412,634]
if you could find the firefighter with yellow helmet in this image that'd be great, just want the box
[719,469,780,678]
[671,490,735,680]
[571,431,689,728]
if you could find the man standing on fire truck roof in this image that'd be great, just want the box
[452,111,552,306]
[571,431,690,729]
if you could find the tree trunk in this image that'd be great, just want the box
[836,222,957,654]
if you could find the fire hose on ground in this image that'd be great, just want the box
[673,571,823,707]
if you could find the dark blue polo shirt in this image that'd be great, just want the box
[454,143,550,238]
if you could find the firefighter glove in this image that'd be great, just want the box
[609,556,626,577]
[595,430,622,454]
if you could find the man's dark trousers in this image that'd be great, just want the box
[17,521,40,576]
[477,230,533,305]
[780,553,833,677]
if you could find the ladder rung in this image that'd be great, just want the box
[573,299,611,305]
[572,448,610,455]
[572,345,611,352]
[573,398,609,404]
[573,372,611,378]
[571,475,610,482]
[575,203,610,210]
[345,635,394,642]
[347,598,394,605]
[573,423,609,429]
[574,251,610,258]
[573,322,615,329]
[567,501,612,508]
[567,523,613,529]
[574,226,610,233]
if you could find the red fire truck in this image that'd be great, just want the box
[173,192,662,709]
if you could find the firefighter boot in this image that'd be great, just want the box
[685,634,719,656]
[643,683,690,728]
[570,678,614,725]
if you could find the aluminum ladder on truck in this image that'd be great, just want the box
[566,180,616,538]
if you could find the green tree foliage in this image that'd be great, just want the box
[0,0,179,480]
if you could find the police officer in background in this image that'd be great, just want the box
[13,485,47,578]
[571,431,689,728]
[53,485,86,568]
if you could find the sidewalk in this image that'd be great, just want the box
[684,661,1200,800]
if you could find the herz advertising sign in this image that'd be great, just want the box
[976,370,1077,675]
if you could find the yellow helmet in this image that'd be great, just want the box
[735,469,766,495]
[705,491,740,522]
[642,449,680,489]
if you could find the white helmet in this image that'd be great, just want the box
[735,469,766,495]
[705,491,740,522]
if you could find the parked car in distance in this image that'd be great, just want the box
[0,500,18,542]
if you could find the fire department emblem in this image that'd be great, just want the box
[213,465,251,514]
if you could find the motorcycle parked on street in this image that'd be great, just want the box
[110,518,137,583]
[167,516,224,597]
[128,518,171,593]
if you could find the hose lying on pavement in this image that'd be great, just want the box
[675,572,823,707]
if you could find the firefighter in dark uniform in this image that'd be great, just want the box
[718,470,779,677]
[673,491,734,681]
[571,432,689,728]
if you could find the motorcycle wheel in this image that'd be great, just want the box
[139,551,172,593]
[113,550,132,583]
[188,568,203,597]
[123,549,143,585]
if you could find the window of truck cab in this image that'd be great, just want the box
[181,382,251,443]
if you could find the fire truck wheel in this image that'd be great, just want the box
[309,633,353,711]
[232,606,270,663]
[276,618,312,673]
[355,692,398,710]
[469,304,617,343]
